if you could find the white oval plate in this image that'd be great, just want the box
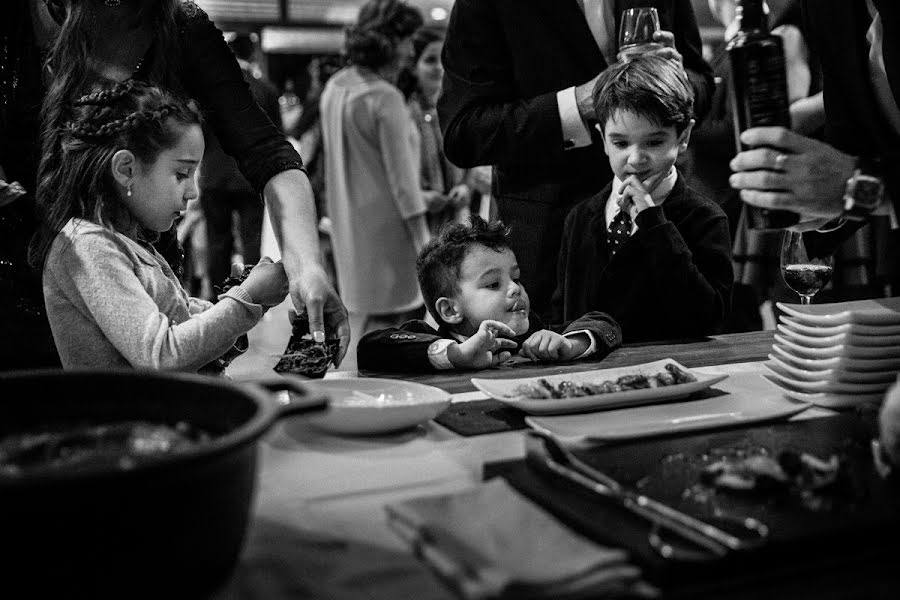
[773,334,900,359]
[761,374,886,409]
[777,297,900,327]
[767,353,898,384]
[471,359,727,416]
[771,343,900,373]
[779,316,900,338]
[525,394,809,442]
[775,324,900,348]
[762,361,891,394]
[302,378,451,435]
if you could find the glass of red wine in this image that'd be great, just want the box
[780,230,834,305]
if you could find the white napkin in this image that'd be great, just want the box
[386,478,654,599]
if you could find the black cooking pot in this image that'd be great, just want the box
[0,369,328,599]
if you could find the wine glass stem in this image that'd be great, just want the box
[800,295,812,305]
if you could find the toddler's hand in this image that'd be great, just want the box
[520,330,586,362]
[447,320,518,369]
[239,257,289,308]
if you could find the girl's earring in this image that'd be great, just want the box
[126,183,132,197]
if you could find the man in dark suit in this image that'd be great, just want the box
[437,0,714,319]
[729,0,900,293]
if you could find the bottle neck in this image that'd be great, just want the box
[736,1,769,34]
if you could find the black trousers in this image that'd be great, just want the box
[200,189,264,288]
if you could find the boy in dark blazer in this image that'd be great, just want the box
[437,0,714,319]
[551,55,733,343]
[358,216,621,372]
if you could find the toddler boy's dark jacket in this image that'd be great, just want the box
[357,311,620,372]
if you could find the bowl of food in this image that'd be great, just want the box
[0,369,328,599]
[303,377,451,435]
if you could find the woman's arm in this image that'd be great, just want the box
[177,8,349,362]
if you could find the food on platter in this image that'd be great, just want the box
[511,362,697,400]
[699,449,855,511]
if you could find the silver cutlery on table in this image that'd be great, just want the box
[524,429,769,559]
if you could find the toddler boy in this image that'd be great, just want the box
[358,216,621,371]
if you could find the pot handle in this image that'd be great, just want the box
[241,374,330,419]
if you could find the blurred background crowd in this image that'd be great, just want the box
[175,0,882,340]
[3,0,894,371]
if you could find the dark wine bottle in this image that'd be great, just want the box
[727,0,799,230]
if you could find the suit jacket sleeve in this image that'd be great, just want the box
[558,311,622,359]
[437,0,714,169]
[357,320,445,372]
[527,311,622,360]
[633,205,733,334]
[437,0,566,169]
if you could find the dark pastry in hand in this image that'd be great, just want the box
[200,264,254,375]
[273,310,340,379]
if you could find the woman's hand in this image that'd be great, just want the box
[290,264,351,367]
[728,126,857,220]
[447,320,518,369]
[423,189,450,214]
[0,168,26,207]
[519,330,587,362]
[447,183,472,208]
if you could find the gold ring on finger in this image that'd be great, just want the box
[774,153,788,170]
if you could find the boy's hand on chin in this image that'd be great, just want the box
[448,320,518,369]
[520,330,587,362]
[618,173,662,215]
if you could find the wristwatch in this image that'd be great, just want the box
[842,156,885,221]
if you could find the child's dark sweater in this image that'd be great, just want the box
[357,311,620,372]
[551,174,733,343]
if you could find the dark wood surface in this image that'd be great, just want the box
[358,330,777,394]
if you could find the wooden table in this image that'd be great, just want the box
[217,327,874,600]
[359,330,778,393]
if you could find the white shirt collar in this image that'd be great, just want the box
[604,166,678,230]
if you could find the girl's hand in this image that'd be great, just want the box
[519,330,588,362]
[239,257,289,308]
[423,190,450,214]
[447,320,518,369]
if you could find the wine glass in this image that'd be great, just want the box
[617,7,662,61]
[780,230,834,305]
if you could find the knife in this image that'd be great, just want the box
[524,430,768,557]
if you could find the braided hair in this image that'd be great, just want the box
[29,80,202,270]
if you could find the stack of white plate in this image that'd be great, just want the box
[762,297,900,408]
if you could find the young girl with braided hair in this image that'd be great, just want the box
[31,80,289,372]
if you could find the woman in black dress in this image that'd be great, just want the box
[0,0,349,369]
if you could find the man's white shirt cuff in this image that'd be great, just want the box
[557,87,593,149]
